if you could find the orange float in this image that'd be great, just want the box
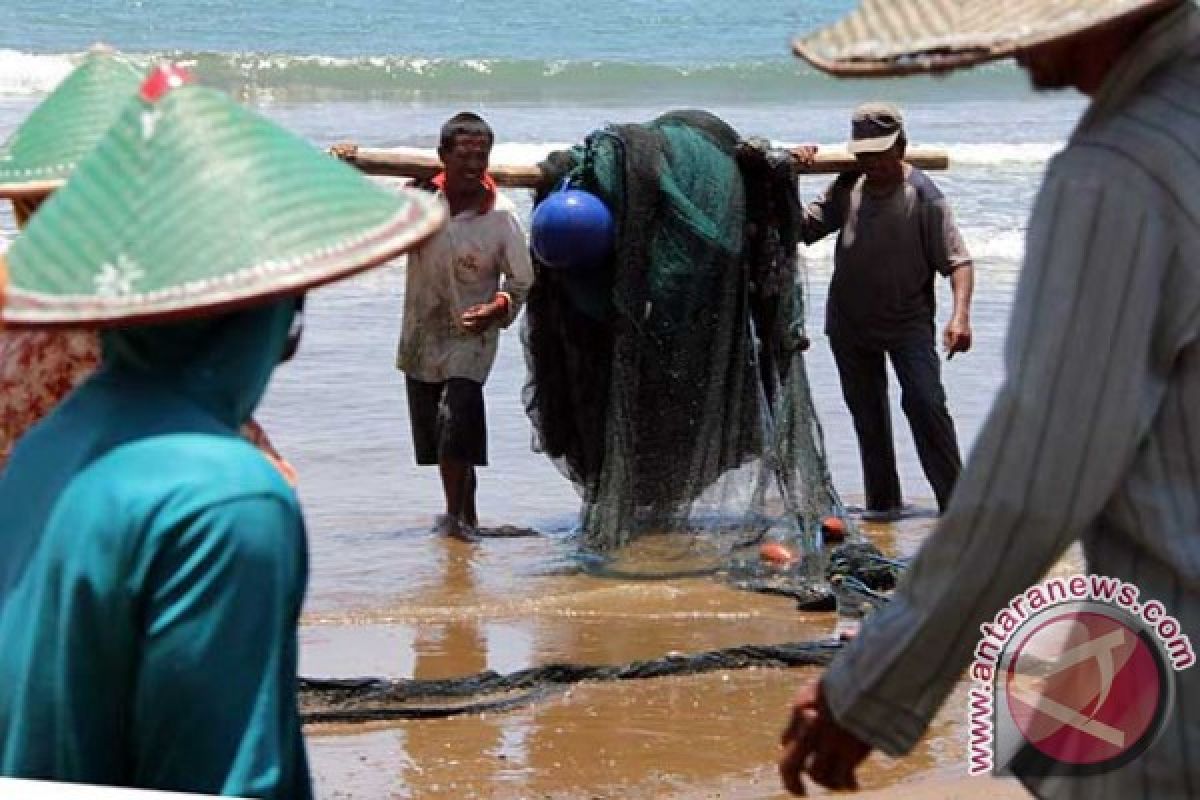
[821,516,847,542]
[759,541,797,566]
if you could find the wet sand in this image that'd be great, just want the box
[298,514,1083,798]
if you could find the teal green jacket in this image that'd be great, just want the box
[0,301,312,798]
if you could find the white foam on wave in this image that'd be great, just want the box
[965,228,1026,261]
[0,50,76,95]
[926,141,1064,165]
[802,226,1025,266]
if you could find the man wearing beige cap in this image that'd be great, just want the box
[782,1,1200,797]
[799,101,974,518]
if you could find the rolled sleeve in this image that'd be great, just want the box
[925,198,972,276]
[798,175,852,245]
[822,153,1181,755]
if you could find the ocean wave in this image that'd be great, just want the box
[925,141,1064,165]
[964,228,1026,261]
[803,226,1025,266]
[0,49,75,94]
[0,49,1029,102]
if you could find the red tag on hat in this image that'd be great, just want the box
[140,64,194,103]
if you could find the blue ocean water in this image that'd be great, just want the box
[0,0,1061,106]
[0,0,1081,159]
[4,0,851,61]
[0,1,1088,607]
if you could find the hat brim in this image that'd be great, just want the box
[793,0,1180,77]
[847,132,900,155]
[0,51,145,197]
[0,198,446,329]
[2,84,451,330]
[0,180,64,200]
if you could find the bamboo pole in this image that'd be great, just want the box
[329,144,950,190]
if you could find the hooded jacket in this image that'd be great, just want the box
[0,299,312,799]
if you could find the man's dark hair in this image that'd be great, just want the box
[439,112,494,150]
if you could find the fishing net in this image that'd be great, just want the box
[523,110,844,574]
[300,640,842,723]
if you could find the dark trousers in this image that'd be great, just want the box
[830,336,962,512]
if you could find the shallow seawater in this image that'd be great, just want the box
[256,220,1036,797]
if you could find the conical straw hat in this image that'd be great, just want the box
[793,0,1180,77]
[0,66,445,328]
[0,44,144,198]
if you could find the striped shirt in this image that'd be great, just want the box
[821,5,1200,797]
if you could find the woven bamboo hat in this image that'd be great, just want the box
[0,44,144,198]
[793,0,1182,77]
[0,65,445,328]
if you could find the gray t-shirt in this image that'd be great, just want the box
[801,167,971,347]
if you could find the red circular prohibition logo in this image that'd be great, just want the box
[1005,609,1167,768]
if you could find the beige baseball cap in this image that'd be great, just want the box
[847,102,904,155]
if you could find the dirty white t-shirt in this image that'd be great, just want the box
[396,191,535,384]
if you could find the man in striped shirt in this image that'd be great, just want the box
[781,1,1200,797]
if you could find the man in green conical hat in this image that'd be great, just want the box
[0,64,443,796]
[0,45,294,481]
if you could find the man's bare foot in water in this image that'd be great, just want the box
[434,514,480,542]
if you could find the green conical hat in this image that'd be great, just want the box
[0,45,144,198]
[1,72,444,327]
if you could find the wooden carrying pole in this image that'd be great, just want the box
[331,145,950,190]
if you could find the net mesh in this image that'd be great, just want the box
[523,110,845,574]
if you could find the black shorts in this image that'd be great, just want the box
[405,376,488,466]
